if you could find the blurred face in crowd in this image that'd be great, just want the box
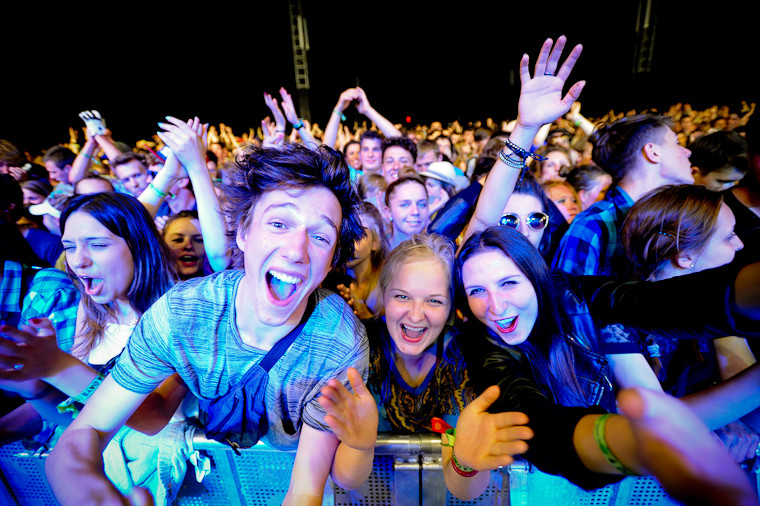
[414,150,439,172]
[360,138,383,173]
[501,194,547,249]
[164,216,206,279]
[22,188,47,206]
[385,181,429,239]
[345,142,361,170]
[546,183,581,223]
[382,146,414,184]
[44,161,70,183]
[693,165,746,192]
[113,160,152,197]
[538,151,571,183]
[578,173,613,210]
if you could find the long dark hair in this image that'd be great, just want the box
[455,226,586,407]
[60,192,176,359]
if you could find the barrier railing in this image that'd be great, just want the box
[0,433,738,505]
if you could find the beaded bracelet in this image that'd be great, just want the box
[504,137,547,162]
[333,109,347,121]
[593,413,636,475]
[292,119,305,130]
[498,149,528,170]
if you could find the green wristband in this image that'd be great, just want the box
[593,413,636,475]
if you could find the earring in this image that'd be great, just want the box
[689,263,694,269]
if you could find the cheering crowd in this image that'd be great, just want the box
[2,35,760,506]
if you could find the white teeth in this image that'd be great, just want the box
[270,270,302,285]
[402,324,425,332]
[497,316,516,326]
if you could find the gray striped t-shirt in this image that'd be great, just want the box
[110,269,369,450]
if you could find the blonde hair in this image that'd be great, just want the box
[374,233,455,316]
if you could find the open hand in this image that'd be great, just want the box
[453,385,533,471]
[0,319,69,381]
[516,35,584,130]
[318,367,378,451]
[156,117,209,176]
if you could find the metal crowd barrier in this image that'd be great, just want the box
[0,433,722,505]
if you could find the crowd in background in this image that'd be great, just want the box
[1,35,760,506]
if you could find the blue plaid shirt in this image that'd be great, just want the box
[551,185,635,277]
[0,261,80,352]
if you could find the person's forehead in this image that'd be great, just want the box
[254,187,341,223]
[383,146,413,159]
[391,181,426,200]
[115,160,147,176]
[504,193,543,214]
[545,151,570,163]
[548,185,572,198]
[361,138,381,149]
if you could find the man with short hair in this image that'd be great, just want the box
[111,152,153,197]
[552,114,693,277]
[42,146,76,186]
[46,142,378,505]
[359,130,384,175]
[381,136,417,184]
[414,139,442,172]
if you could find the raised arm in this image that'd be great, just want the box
[354,87,401,139]
[323,88,359,149]
[279,87,319,150]
[157,116,232,272]
[460,36,585,247]
[565,102,597,137]
[69,136,101,185]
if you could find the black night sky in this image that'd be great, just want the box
[4,1,758,156]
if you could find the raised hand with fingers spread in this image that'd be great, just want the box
[452,385,533,471]
[318,366,378,452]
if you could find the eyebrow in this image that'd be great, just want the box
[61,236,113,243]
[263,202,339,234]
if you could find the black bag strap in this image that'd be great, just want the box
[258,293,316,372]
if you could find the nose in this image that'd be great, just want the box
[281,228,309,263]
[517,220,531,239]
[487,291,508,318]
[732,234,744,251]
[408,300,425,322]
[66,246,91,269]
[181,238,193,251]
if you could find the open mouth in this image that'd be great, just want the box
[494,316,518,333]
[266,270,303,303]
[400,323,427,342]
[80,276,104,296]
[178,255,199,267]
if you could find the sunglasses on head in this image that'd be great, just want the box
[500,212,549,231]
